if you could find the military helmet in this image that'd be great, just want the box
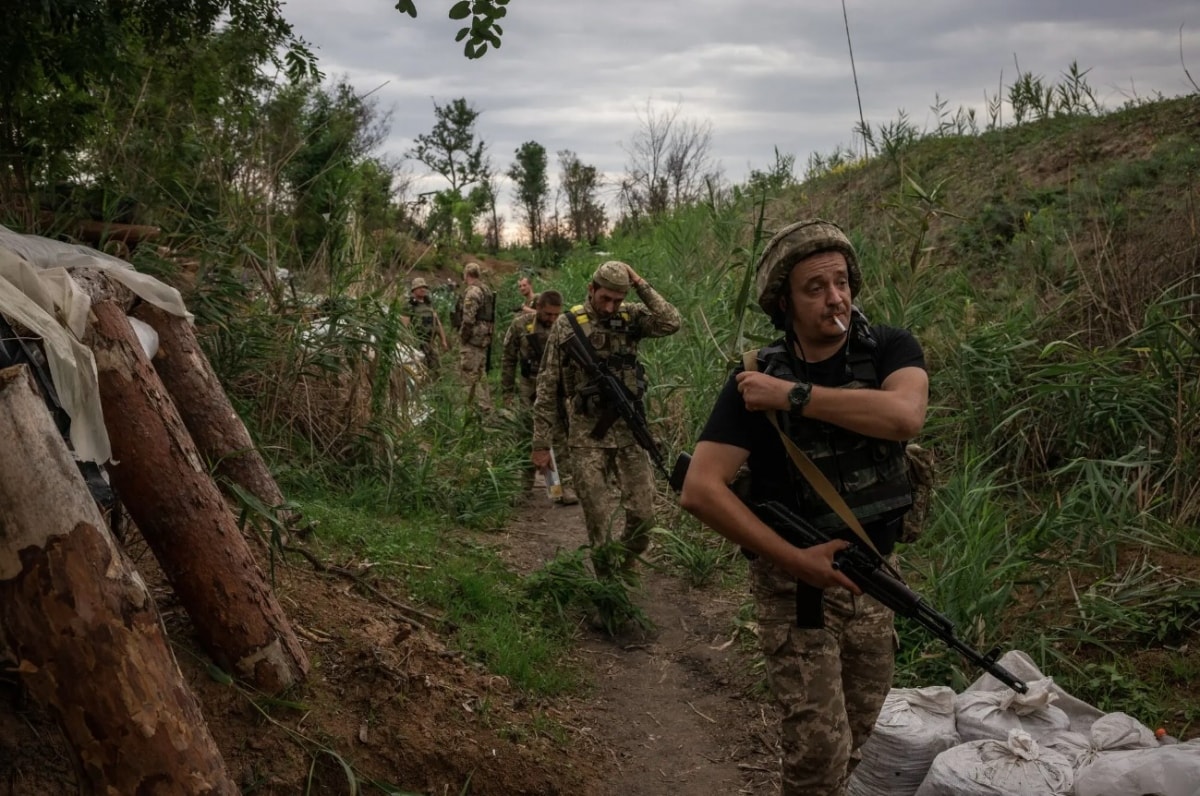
[755,219,860,328]
[410,277,428,291]
[592,260,631,291]
[464,262,482,278]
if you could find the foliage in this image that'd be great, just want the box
[557,150,607,247]
[0,0,316,208]
[507,141,550,248]
[409,98,489,246]
[395,0,511,59]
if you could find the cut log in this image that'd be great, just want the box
[130,302,292,522]
[0,365,237,795]
[130,302,292,521]
[87,300,309,693]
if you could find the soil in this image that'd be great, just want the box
[0,485,780,795]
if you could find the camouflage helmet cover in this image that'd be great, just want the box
[592,260,631,292]
[410,277,428,291]
[463,262,482,278]
[755,219,861,327]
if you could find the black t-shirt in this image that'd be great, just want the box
[697,325,926,547]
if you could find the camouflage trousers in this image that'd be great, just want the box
[749,557,896,796]
[570,445,654,576]
[459,343,491,410]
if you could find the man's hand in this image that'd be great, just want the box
[782,539,861,594]
[624,264,644,287]
[531,448,551,471]
[735,371,793,412]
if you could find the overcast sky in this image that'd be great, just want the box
[282,0,1199,235]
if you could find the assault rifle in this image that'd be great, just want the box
[562,313,668,479]
[669,452,1028,694]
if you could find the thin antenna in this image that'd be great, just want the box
[842,0,868,157]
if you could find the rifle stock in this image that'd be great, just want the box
[562,314,668,479]
[671,452,1028,694]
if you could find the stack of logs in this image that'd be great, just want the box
[0,275,309,793]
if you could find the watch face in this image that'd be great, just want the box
[789,382,811,407]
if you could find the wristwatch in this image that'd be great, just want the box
[787,380,813,412]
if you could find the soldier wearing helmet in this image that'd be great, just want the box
[679,219,928,795]
[501,289,578,505]
[403,276,448,376]
[455,261,496,411]
[531,260,681,590]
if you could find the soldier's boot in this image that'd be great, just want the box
[558,485,579,505]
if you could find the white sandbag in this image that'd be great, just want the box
[1041,711,1157,770]
[915,729,1073,796]
[957,676,1071,742]
[847,686,960,796]
[966,650,1104,734]
[1073,739,1200,796]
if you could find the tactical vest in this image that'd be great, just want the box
[568,304,647,414]
[519,317,547,378]
[408,296,435,341]
[477,288,496,323]
[757,322,912,530]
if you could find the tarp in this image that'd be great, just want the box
[0,224,192,463]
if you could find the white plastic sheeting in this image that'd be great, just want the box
[0,224,191,462]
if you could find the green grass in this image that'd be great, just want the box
[295,492,584,697]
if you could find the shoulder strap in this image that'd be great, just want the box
[742,349,883,558]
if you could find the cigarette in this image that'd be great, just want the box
[834,316,847,332]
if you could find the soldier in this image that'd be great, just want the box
[501,290,577,504]
[531,261,681,577]
[455,262,496,411]
[679,219,929,795]
[402,276,448,376]
[516,275,537,311]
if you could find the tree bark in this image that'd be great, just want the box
[87,300,309,693]
[130,301,291,520]
[0,365,237,795]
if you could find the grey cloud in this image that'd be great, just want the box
[282,0,1199,232]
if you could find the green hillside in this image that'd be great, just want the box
[605,92,1200,732]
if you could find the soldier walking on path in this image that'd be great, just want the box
[679,219,929,795]
[531,261,681,578]
[402,276,448,376]
[501,290,577,504]
[455,262,496,412]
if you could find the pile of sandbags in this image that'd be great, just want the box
[848,651,1197,796]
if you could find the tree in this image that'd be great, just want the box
[618,99,718,224]
[558,150,606,244]
[409,98,487,195]
[409,98,489,245]
[472,165,503,252]
[508,141,549,248]
[0,0,318,209]
[282,79,389,269]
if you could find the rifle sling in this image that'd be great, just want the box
[742,349,884,560]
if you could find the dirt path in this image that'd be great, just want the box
[489,486,781,796]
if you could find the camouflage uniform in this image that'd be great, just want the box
[407,294,441,375]
[500,309,542,407]
[532,263,681,574]
[457,276,495,411]
[750,559,895,795]
[501,308,574,495]
[691,219,927,795]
